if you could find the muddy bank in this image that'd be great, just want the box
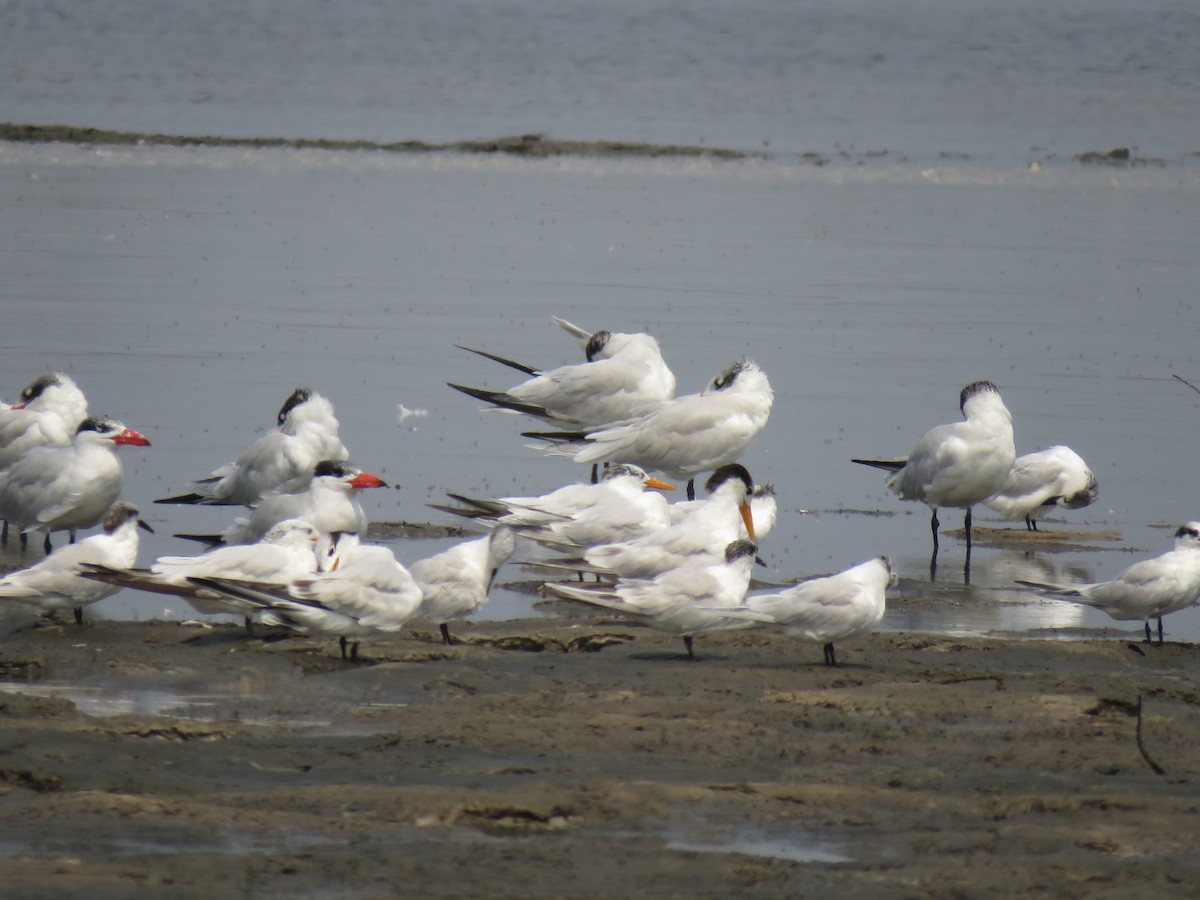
[1,614,1199,898]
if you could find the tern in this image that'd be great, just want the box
[852,380,1015,569]
[983,445,1098,531]
[431,463,675,550]
[0,502,152,624]
[0,416,151,552]
[710,556,893,666]
[1016,522,1200,644]
[174,460,387,546]
[411,526,518,645]
[155,387,349,506]
[544,539,760,660]
[188,532,423,660]
[525,358,773,500]
[449,322,676,428]
[81,518,325,623]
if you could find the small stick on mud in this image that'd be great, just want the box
[1136,695,1166,776]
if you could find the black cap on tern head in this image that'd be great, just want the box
[312,459,356,479]
[706,464,754,496]
[278,388,313,425]
[584,330,612,362]
[959,380,1000,413]
[20,372,65,403]
[724,540,759,563]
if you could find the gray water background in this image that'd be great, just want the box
[1,0,1198,638]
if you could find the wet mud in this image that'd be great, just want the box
[1,614,1199,897]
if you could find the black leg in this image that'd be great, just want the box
[440,623,453,645]
[20,531,27,552]
[43,532,51,554]
[590,463,599,484]
[1024,514,1034,531]
[823,642,837,666]
[69,528,77,544]
[1144,621,1152,643]
[243,615,255,635]
[1158,617,1164,645]
[930,509,940,552]
[964,508,973,552]
[351,641,359,661]
[1,519,7,545]
[339,636,348,659]
[683,635,694,660]
[686,479,696,501]
[73,607,83,626]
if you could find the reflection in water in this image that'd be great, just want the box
[666,819,852,864]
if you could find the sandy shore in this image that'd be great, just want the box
[2,610,1198,898]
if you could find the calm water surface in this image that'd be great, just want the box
[1,143,1198,640]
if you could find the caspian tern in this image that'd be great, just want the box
[0,416,151,552]
[431,463,675,550]
[709,556,893,666]
[0,501,152,624]
[544,539,760,660]
[575,464,758,579]
[1016,522,1200,644]
[174,460,388,546]
[0,371,89,470]
[410,526,518,645]
[983,445,1098,531]
[852,381,1015,567]
[188,532,423,660]
[155,388,349,506]
[81,518,325,622]
[524,358,773,500]
[448,322,676,428]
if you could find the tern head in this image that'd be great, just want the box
[261,518,322,548]
[724,540,759,564]
[602,463,675,491]
[312,459,388,490]
[584,330,613,362]
[1174,523,1200,549]
[102,501,154,534]
[958,380,1007,416]
[1062,470,1099,509]
[277,387,313,425]
[77,416,151,447]
[707,464,757,542]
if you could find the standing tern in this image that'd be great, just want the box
[1015,522,1200,644]
[174,460,387,546]
[852,380,1015,571]
[155,388,349,506]
[81,519,325,622]
[669,480,777,545]
[983,445,1098,531]
[544,539,760,660]
[449,326,676,428]
[0,502,152,624]
[410,526,518,645]
[189,532,423,660]
[524,358,773,500]
[0,416,151,552]
[710,556,893,666]
[431,463,675,550]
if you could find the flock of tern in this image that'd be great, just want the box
[1,316,1196,660]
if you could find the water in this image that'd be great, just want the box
[1,0,1199,640]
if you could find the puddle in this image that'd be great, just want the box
[666,822,852,864]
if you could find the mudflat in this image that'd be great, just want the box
[1,612,1198,898]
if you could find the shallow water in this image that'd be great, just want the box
[1,142,1198,639]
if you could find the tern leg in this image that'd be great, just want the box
[1144,621,1152,644]
[19,531,27,552]
[930,509,940,552]
[687,479,696,502]
[42,532,51,554]
[1,519,6,545]
[73,607,84,626]
[1157,617,1164,645]
[69,528,77,544]
[590,464,599,484]
[243,615,254,635]
[823,642,837,666]
[683,635,695,660]
[440,623,454,645]
[964,508,973,552]
[339,636,349,659]
[351,641,359,661]
[1025,514,1036,532]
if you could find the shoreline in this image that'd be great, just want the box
[1,616,1198,896]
